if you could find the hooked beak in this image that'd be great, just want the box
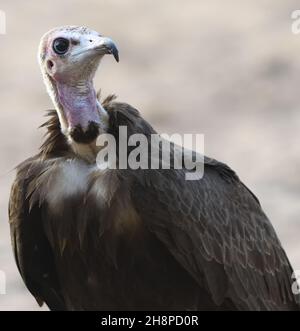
[94,37,119,62]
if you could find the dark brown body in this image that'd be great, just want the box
[9,97,300,310]
[54,218,228,311]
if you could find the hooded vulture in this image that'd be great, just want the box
[8,26,300,311]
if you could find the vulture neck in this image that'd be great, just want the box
[47,76,109,163]
[56,80,100,129]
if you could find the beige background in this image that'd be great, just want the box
[0,0,299,310]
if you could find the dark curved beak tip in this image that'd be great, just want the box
[114,51,119,63]
[100,38,119,62]
[111,46,119,62]
[105,43,119,62]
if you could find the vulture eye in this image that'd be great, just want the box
[53,38,70,55]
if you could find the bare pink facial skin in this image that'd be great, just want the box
[56,81,100,130]
[38,26,118,136]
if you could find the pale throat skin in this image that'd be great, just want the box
[56,80,100,130]
[38,26,119,161]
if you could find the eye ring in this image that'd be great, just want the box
[53,38,70,55]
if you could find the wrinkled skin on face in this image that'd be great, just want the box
[38,26,118,143]
[41,28,104,82]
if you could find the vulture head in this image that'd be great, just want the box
[38,26,119,147]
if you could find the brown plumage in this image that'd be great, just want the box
[9,95,300,310]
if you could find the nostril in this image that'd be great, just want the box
[47,60,54,70]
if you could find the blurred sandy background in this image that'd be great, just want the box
[0,0,300,310]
